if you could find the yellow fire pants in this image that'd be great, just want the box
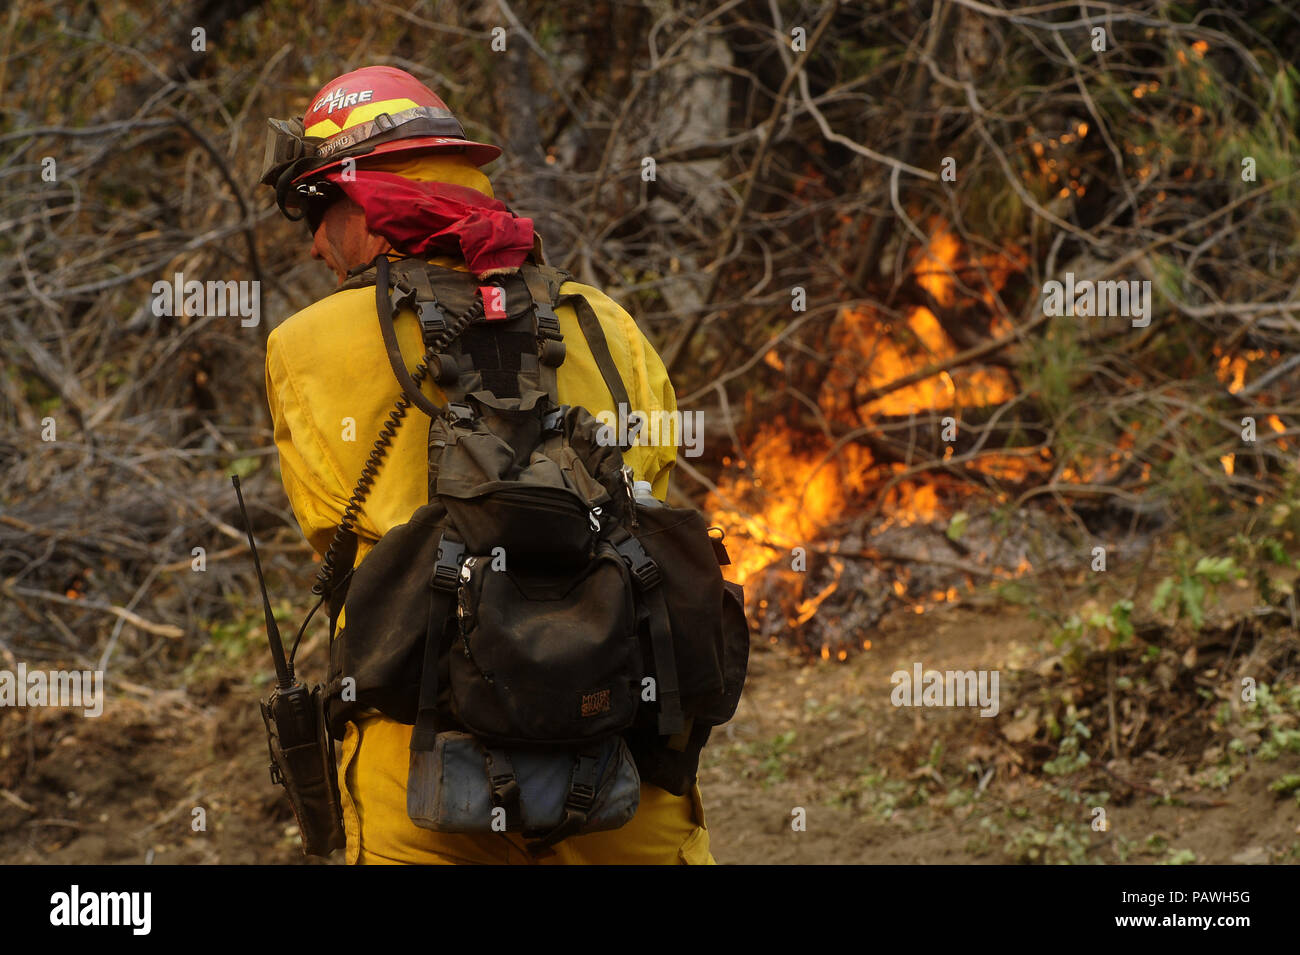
[338,714,715,864]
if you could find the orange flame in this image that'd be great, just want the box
[707,220,1029,616]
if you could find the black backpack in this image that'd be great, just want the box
[315,254,749,853]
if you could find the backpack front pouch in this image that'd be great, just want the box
[449,542,641,746]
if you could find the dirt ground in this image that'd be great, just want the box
[2,590,1297,865]
[701,600,1300,864]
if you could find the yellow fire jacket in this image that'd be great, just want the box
[265,204,713,863]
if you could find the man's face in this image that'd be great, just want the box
[309,198,392,282]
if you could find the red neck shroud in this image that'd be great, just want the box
[324,170,535,276]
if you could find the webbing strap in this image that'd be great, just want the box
[411,534,465,752]
[402,267,457,351]
[409,588,453,752]
[645,587,685,736]
[613,533,684,736]
[523,267,563,402]
[566,293,633,414]
[484,747,522,830]
[526,749,603,854]
[406,266,438,309]
[376,256,442,419]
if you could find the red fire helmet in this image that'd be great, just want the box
[293,65,501,183]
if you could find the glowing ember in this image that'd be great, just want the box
[793,570,843,626]
[1218,355,1247,394]
[914,228,962,305]
[879,481,941,528]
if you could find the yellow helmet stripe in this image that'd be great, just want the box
[305,97,422,139]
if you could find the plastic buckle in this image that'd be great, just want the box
[631,560,661,590]
[566,753,599,812]
[391,281,417,314]
[541,405,567,433]
[566,783,595,813]
[614,537,661,590]
[431,539,466,592]
[431,563,459,592]
[534,302,562,340]
[415,301,448,339]
[446,402,474,423]
[490,776,520,807]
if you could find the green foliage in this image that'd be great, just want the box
[1270,774,1300,806]
[1043,719,1092,776]
[737,730,799,787]
[187,597,292,681]
[1203,682,1300,803]
[1053,599,1134,668]
[1149,544,1241,629]
[833,42,893,79]
[1246,683,1300,761]
[1233,497,1300,605]
[831,765,930,820]
[1005,819,1095,865]
[228,456,261,479]
[1147,252,1184,310]
[1024,318,1085,424]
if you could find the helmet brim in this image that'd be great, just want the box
[292,136,502,184]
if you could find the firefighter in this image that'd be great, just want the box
[261,66,713,864]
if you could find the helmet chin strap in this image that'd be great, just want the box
[274,155,331,222]
[273,145,391,228]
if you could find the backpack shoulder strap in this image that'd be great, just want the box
[558,288,633,414]
[336,260,381,291]
[518,263,569,403]
[375,255,444,418]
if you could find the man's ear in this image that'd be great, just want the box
[311,199,369,283]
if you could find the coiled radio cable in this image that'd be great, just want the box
[312,266,484,597]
